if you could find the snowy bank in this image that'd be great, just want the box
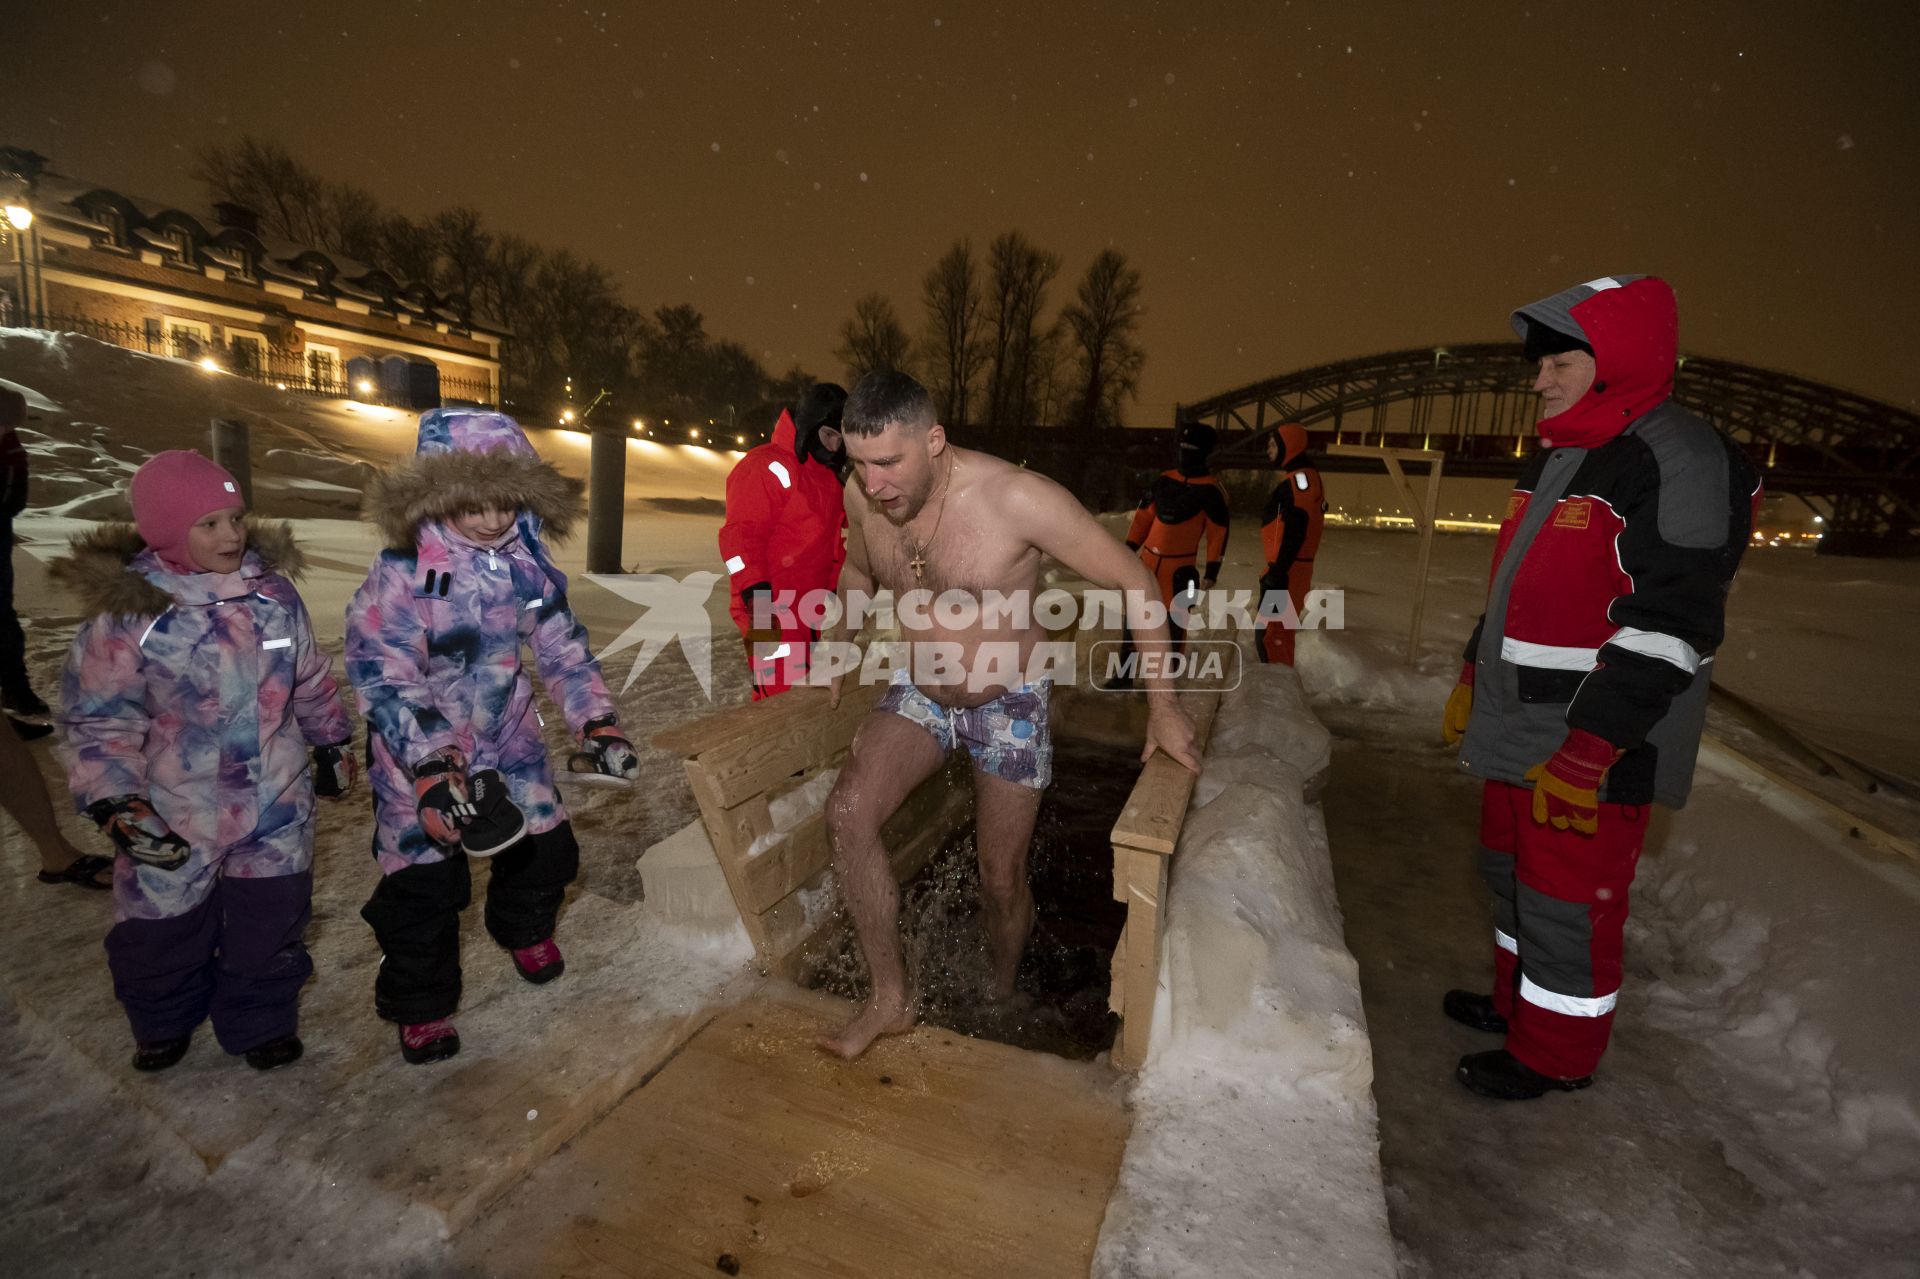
[1094,662,1397,1278]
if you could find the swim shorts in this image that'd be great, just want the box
[876,668,1054,789]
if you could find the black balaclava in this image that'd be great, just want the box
[1175,419,1216,478]
[793,382,848,468]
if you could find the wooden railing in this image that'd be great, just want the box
[1105,681,1226,1070]
[650,683,968,977]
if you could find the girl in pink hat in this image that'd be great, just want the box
[54,450,355,1073]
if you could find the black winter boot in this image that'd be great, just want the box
[245,1035,304,1071]
[1456,1048,1592,1100]
[132,1035,192,1073]
[1442,989,1508,1034]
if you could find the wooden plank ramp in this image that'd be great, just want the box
[455,982,1131,1278]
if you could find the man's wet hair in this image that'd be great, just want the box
[844,370,936,436]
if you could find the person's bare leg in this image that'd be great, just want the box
[818,712,948,1059]
[972,767,1044,1000]
[0,718,98,878]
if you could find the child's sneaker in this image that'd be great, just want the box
[132,1034,191,1073]
[459,769,528,858]
[399,1019,461,1065]
[511,938,566,985]
[245,1035,304,1071]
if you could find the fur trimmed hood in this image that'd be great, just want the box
[363,409,584,550]
[51,520,305,619]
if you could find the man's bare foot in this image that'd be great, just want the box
[817,996,916,1060]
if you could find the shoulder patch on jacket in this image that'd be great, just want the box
[1629,404,1734,550]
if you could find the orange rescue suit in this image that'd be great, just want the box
[1125,470,1231,630]
[1258,426,1325,665]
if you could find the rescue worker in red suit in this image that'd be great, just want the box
[718,384,848,699]
[1124,419,1230,651]
[1442,276,1759,1100]
[1256,423,1325,666]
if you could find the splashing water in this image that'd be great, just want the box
[805,737,1138,1059]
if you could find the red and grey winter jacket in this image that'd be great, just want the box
[1459,276,1761,808]
[717,409,847,636]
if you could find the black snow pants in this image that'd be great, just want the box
[359,822,580,1024]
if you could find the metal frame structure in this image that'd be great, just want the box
[1178,344,1920,555]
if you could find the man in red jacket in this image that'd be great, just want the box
[1443,276,1759,1100]
[719,383,848,699]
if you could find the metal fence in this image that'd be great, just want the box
[33,312,496,408]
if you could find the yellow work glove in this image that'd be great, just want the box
[1441,662,1474,745]
[1523,729,1621,837]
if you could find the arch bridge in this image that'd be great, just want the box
[1176,343,1920,556]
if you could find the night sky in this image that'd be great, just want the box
[4,0,1916,419]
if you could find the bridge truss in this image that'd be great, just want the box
[1177,344,1920,555]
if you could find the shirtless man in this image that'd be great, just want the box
[818,370,1202,1059]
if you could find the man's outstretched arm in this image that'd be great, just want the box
[1008,472,1201,773]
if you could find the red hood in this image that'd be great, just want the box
[1527,276,1678,449]
[770,408,799,459]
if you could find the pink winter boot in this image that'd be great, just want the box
[511,938,565,985]
[399,1018,460,1065]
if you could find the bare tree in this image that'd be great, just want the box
[835,293,913,384]
[983,231,1061,427]
[1061,248,1147,430]
[640,303,710,409]
[917,240,986,428]
[431,207,493,321]
[194,136,327,244]
[377,214,439,286]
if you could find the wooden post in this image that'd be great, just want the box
[586,426,626,574]
[210,418,253,507]
[1328,443,1445,666]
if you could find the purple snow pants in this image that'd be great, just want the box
[103,872,314,1053]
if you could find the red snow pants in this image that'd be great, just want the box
[1476,779,1648,1079]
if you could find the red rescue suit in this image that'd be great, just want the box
[1257,425,1325,666]
[1125,470,1229,642]
[718,410,846,699]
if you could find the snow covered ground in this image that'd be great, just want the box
[3,331,1917,1275]
[1299,532,1920,1276]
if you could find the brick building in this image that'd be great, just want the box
[0,147,505,407]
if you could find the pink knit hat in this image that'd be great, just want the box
[130,451,245,571]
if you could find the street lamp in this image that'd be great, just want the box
[3,199,28,326]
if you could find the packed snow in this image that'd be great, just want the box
[2,330,1916,1275]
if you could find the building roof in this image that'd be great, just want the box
[4,147,509,337]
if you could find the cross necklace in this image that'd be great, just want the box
[905,453,955,584]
